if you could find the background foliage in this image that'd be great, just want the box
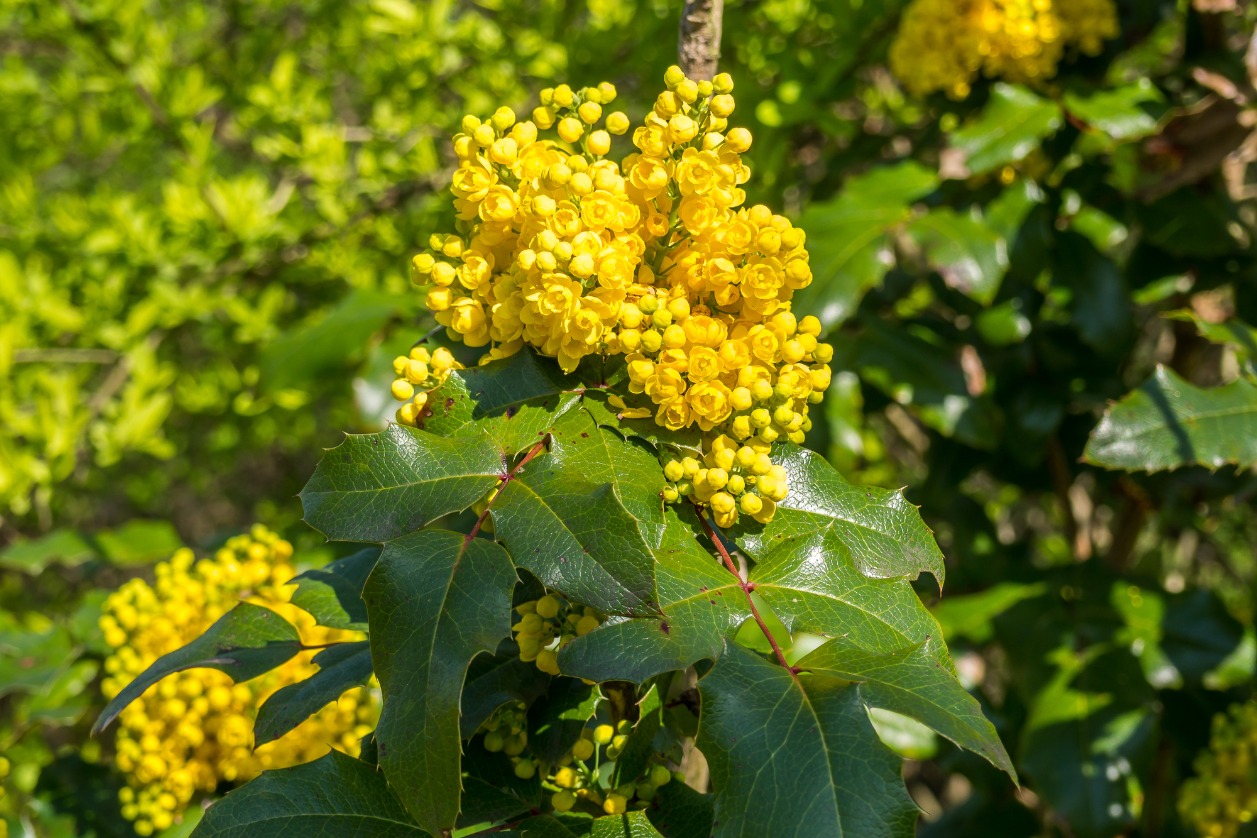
[3,0,1256,835]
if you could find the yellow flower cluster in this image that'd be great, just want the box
[512,593,602,676]
[100,526,378,836]
[890,0,1119,98]
[479,700,530,758]
[1180,702,1257,838]
[546,723,676,816]
[391,344,463,427]
[661,433,791,528]
[404,67,834,525]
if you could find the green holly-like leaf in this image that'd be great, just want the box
[558,508,744,684]
[491,408,665,615]
[289,547,379,631]
[739,444,945,585]
[418,350,582,456]
[458,745,542,828]
[949,83,1063,175]
[793,161,939,331]
[254,641,374,746]
[589,812,665,837]
[94,603,300,735]
[697,644,919,838]
[1084,365,1257,472]
[364,529,517,835]
[191,751,427,837]
[301,424,504,542]
[460,646,553,738]
[647,780,715,838]
[513,812,665,838]
[797,635,1015,778]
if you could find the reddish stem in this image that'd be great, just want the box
[466,438,548,543]
[693,505,799,681]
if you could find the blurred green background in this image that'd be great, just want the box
[3,0,1256,835]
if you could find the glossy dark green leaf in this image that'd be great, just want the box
[289,547,379,631]
[254,641,374,746]
[950,84,1062,174]
[647,780,715,838]
[1084,366,1257,472]
[191,751,427,837]
[461,647,553,738]
[419,350,582,456]
[907,208,1008,304]
[559,509,744,684]
[589,812,666,837]
[300,424,504,542]
[526,676,600,763]
[1055,231,1131,355]
[797,636,1014,778]
[365,529,517,834]
[698,644,918,838]
[492,409,664,615]
[739,445,945,584]
[459,746,542,827]
[94,603,301,735]
[793,161,938,331]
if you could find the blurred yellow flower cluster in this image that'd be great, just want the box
[1180,702,1257,838]
[405,67,834,526]
[390,344,463,427]
[890,0,1119,98]
[100,526,378,836]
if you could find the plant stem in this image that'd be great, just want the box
[693,505,798,681]
[678,0,724,81]
[466,438,548,543]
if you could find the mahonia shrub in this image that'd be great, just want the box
[97,527,379,834]
[889,0,1119,97]
[97,69,1015,838]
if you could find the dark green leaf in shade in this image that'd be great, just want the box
[932,582,1047,643]
[792,161,938,331]
[1084,365,1257,472]
[697,644,918,838]
[364,529,517,834]
[191,751,427,837]
[94,603,301,735]
[834,318,999,448]
[527,676,600,762]
[491,409,665,615]
[289,547,380,631]
[611,685,663,787]
[1019,647,1156,838]
[1054,231,1132,355]
[949,83,1062,175]
[253,641,374,746]
[906,208,1008,305]
[797,636,1015,778]
[589,812,666,837]
[646,779,715,838]
[558,509,744,684]
[461,646,553,738]
[738,445,945,585]
[300,424,504,542]
[458,746,542,828]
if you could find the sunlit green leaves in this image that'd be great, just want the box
[907,208,1008,305]
[364,529,516,834]
[949,83,1062,174]
[301,424,503,542]
[191,751,427,837]
[1084,366,1257,472]
[698,644,918,838]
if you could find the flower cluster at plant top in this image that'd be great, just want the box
[889,0,1119,98]
[512,593,603,675]
[478,704,680,817]
[1179,701,1257,838]
[99,526,379,836]
[401,67,834,527]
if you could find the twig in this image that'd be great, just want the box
[466,438,548,544]
[678,0,724,80]
[693,505,799,681]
